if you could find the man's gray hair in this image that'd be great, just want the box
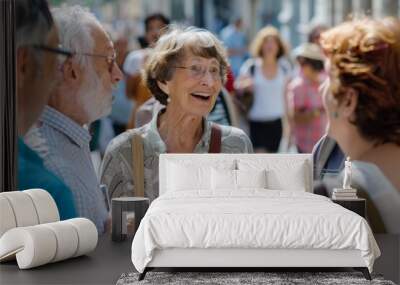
[51,5,102,67]
[16,0,54,48]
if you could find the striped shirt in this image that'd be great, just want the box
[25,106,109,233]
[100,109,253,201]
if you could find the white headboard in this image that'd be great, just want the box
[159,154,313,195]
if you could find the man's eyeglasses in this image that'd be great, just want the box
[174,64,222,81]
[33,44,73,58]
[33,44,117,73]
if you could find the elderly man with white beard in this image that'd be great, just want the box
[25,5,123,234]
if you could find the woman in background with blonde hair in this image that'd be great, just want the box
[235,26,292,153]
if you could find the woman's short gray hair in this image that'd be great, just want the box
[51,5,102,68]
[143,26,229,105]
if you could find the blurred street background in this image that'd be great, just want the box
[49,0,400,50]
[46,0,400,157]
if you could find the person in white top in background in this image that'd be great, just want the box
[236,26,292,153]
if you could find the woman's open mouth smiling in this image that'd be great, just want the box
[190,92,212,102]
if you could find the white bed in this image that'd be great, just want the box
[131,154,380,280]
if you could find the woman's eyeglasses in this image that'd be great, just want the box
[174,64,221,80]
[33,44,117,73]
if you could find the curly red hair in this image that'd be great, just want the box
[321,18,400,145]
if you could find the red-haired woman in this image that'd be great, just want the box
[320,18,400,234]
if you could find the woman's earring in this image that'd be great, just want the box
[167,97,171,103]
[333,111,339,118]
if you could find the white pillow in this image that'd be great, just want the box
[268,167,308,192]
[238,158,309,192]
[267,167,307,191]
[236,169,267,189]
[211,169,268,190]
[167,162,211,191]
[211,168,236,190]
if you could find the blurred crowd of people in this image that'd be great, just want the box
[15,0,400,235]
[91,13,330,158]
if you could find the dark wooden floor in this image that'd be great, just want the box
[0,234,398,284]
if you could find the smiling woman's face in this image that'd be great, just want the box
[162,52,223,117]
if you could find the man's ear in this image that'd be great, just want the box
[341,88,358,118]
[16,47,30,83]
[157,80,169,95]
[61,57,81,84]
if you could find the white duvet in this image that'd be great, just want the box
[131,190,380,273]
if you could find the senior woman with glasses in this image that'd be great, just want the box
[100,26,253,201]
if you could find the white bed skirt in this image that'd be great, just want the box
[148,248,366,268]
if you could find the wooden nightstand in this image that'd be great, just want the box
[332,198,366,218]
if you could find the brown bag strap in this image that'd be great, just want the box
[209,124,222,153]
[132,134,145,197]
